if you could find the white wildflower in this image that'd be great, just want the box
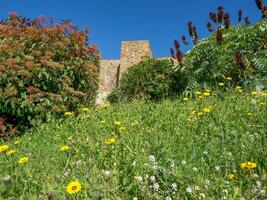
[149,155,156,163]
[150,176,156,182]
[181,160,187,165]
[153,183,160,191]
[186,186,193,193]
[199,193,205,199]
[171,183,177,191]
[195,185,200,191]
[215,166,220,171]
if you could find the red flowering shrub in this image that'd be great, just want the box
[0,14,100,138]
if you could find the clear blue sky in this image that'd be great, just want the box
[0,0,262,59]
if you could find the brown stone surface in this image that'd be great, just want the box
[96,40,153,104]
[96,60,120,104]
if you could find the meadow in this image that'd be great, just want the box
[0,89,266,199]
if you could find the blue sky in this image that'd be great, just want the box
[0,0,262,59]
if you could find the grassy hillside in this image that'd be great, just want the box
[0,89,266,199]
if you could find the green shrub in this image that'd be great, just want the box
[175,20,267,95]
[0,14,100,138]
[108,58,187,103]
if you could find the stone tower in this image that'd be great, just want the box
[96,40,152,104]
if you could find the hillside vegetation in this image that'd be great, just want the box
[109,20,267,103]
[0,90,266,199]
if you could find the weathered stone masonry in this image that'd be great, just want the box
[96,40,152,104]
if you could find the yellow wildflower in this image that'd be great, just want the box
[247,112,252,116]
[14,140,21,145]
[240,161,257,170]
[105,137,116,145]
[251,91,257,96]
[6,150,16,156]
[195,91,202,95]
[191,110,197,115]
[228,173,238,180]
[0,145,9,153]
[183,97,189,101]
[64,112,73,117]
[203,92,211,97]
[60,146,70,152]
[226,77,232,81]
[119,126,125,132]
[203,108,211,113]
[237,89,243,93]
[218,82,225,86]
[235,86,241,90]
[197,112,203,116]
[114,121,121,126]
[188,118,195,123]
[81,107,89,112]
[66,181,81,194]
[18,157,29,164]
[101,103,110,109]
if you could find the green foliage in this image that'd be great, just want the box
[108,58,187,103]
[0,15,100,137]
[0,91,266,199]
[179,20,267,95]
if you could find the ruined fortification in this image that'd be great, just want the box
[96,40,152,104]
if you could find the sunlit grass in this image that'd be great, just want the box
[0,90,266,199]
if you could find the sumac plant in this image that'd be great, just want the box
[0,13,100,138]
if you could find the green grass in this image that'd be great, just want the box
[0,90,266,200]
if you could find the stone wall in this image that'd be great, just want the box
[120,40,152,75]
[96,40,152,104]
[95,60,120,104]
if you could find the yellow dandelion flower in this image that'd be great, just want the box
[203,108,211,113]
[218,82,225,86]
[81,107,89,112]
[247,112,252,116]
[105,137,116,145]
[226,77,232,81]
[18,157,29,164]
[14,140,21,145]
[60,146,70,152]
[251,91,257,96]
[183,97,189,101]
[228,173,238,180]
[240,162,257,170]
[119,126,125,132]
[101,103,110,109]
[188,118,195,123]
[0,145,9,153]
[235,86,241,90]
[191,110,197,115]
[66,181,81,194]
[64,112,73,117]
[203,92,211,97]
[114,121,121,126]
[6,150,16,156]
